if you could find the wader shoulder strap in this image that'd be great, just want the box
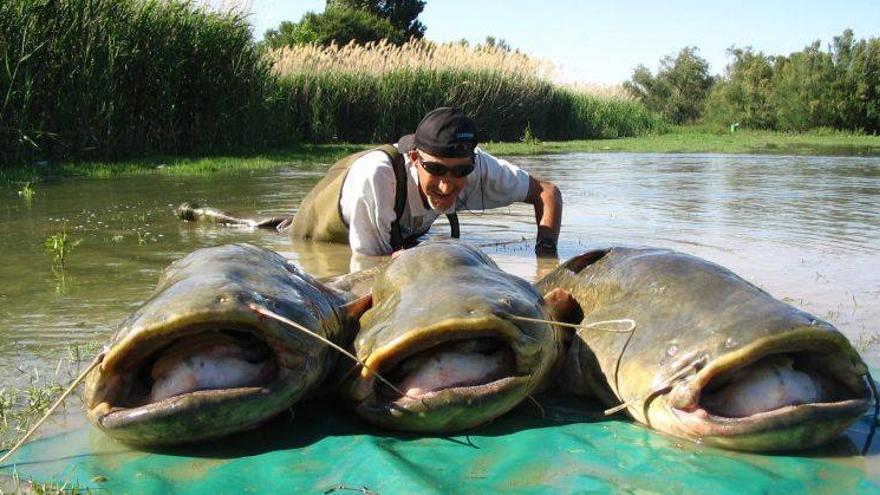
[388,148,407,251]
[446,213,460,239]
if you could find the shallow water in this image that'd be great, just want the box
[1,152,879,479]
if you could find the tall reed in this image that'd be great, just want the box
[0,0,272,165]
[267,40,661,143]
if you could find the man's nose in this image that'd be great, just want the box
[437,178,455,193]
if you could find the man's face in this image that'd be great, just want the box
[410,149,473,211]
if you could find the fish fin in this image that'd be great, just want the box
[543,288,579,327]
[342,294,373,320]
[559,249,610,274]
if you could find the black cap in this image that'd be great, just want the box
[400,107,478,158]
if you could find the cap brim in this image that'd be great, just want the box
[397,134,416,152]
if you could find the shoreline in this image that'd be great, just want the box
[3,128,879,186]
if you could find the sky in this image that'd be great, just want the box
[245,0,879,84]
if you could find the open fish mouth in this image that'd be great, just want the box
[377,336,520,405]
[667,330,870,439]
[89,324,300,430]
[356,320,533,413]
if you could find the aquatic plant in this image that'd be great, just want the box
[521,122,540,145]
[17,182,35,199]
[44,227,81,269]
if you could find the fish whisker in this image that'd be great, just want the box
[604,355,707,416]
[248,303,423,407]
[498,313,636,333]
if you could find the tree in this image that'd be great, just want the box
[263,6,405,48]
[771,41,836,130]
[327,0,426,39]
[703,47,776,129]
[625,47,714,124]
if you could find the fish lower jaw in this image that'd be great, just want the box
[672,398,870,433]
[357,375,533,432]
[96,386,275,424]
[667,398,870,451]
[388,375,528,408]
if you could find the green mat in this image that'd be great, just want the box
[2,396,878,494]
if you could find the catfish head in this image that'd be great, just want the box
[341,240,566,432]
[538,247,872,452]
[85,244,358,447]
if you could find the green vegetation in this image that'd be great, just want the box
[625,47,715,124]
[1,0,658,167]
[2,128,878,185]
[629,30,880,133]
[45,227,81,270]
[1,0,274,165]
[269,41,660,144]
[262,6,407,47]
[263,0,427,48]
[485,126,880,156]
[3,1,874,171]
[16,182,35,199]
[1,472,92,495]
[0,343,98,451]
[0,143,366,185]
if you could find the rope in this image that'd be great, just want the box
[500,314,635,334]
[248,304,417,403]
[0,350,105,466]
[862,370,879,456]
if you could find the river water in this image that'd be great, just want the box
[1,152,879,481]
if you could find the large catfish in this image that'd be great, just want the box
[340,240,565,432]
[85,243,365,447]
[536,247,872,451]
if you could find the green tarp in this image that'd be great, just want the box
[2,396,878,494]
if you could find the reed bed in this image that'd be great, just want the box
[1,0,659,165]
[0,0,272,165]
[267,40,661,143]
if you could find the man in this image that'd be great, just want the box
[290,107,562,260]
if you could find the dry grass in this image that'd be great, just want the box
[561,81,634,100]
[271,40,553,79]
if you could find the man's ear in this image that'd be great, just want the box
[341,294,373,321]
[542,288,578,322]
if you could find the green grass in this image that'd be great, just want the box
[484,126,880,156]
[0,143,369,186]
[2,128,878,186]
[1,468,93,494]
[0,343,100,450]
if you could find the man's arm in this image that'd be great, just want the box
[340,153,398,256]
[524,176,562,254]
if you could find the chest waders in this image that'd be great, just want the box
[290,145,459,251]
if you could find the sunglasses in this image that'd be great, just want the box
[417,153,475,178]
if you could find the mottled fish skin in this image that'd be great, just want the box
[341,240,564,432]
[85,243,356,447]
[536,247,871,452]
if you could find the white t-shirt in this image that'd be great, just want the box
[339,145,531,256]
